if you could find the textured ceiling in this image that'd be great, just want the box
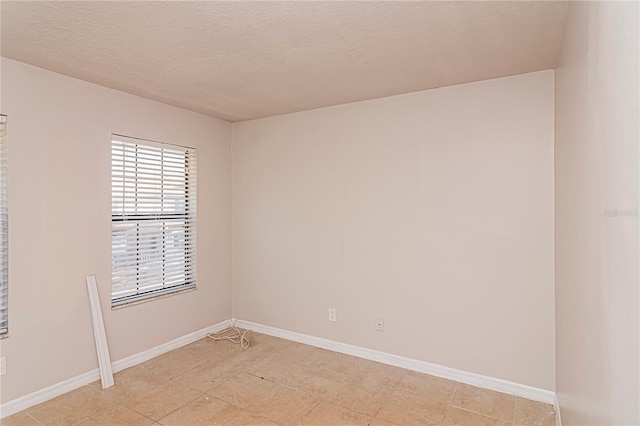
[1,1,568,122]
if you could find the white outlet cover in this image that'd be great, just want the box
[376,317,384,331]
[328,308,337,322]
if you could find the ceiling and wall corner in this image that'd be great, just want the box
[1,1,568,122]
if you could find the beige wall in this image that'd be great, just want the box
[0,59,232,403]
[555,1,639,424]
[232,71,556,390]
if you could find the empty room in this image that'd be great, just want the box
[0,1,638,425]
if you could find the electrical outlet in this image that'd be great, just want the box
[328,308,337,322]
[376,317,384,332]
[1,355,6,375]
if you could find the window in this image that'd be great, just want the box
[0,115,7,336]
[111,135,197,307]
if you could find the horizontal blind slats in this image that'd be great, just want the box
[111,135,196,306]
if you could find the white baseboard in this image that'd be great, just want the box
[0,369,102,420]
[233,318,556,405]
[110,320,230,373]
[2,318,558,419]
[0,320,230,418]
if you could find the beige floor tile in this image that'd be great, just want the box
[244,331,271,345]
[385,371,457,409]
[280,362,353,401]
[29,386,117,425]
[355,360,407,385]
[300,401,372,425]
[442,407,512,425]
[369,418,404,426]
[76,404,154,426]
[332,390,388,417]
[94,364,170,402]
[328,355,406,385]
[514,397,556,426]
[157,394,241,426]
[375,400,449,425]
[125,380,202,420]
[225,344,277,373]
[205,373,281,410]
[242,351,300,383]
[140,347,209,379]
[224,411,282,426]
[272,340,322,365]
[451,383,516,422]
[1,412,43,426]
[332,372,397,416]
[181,337,241,362]
[172,356,247,392]
[252,384,320,424]
[6,336,544,426]
[247,333,297,354]
[297,346,351,369]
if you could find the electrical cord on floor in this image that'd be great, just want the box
[207,321,251,349]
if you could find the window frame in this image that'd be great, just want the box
[111,134,197,308]
[0,114,8,337]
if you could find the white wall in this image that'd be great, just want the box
[232,71,556,390]
[555,1,639,424]
[0,59,232,403]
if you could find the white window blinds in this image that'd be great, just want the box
[0,115,8,335]
[111,135,197,307]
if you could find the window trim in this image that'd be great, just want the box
[111,134,197,308]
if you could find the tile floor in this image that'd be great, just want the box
[3,332,557,425]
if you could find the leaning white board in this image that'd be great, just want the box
[86,275,114,389]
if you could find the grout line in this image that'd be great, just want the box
[448,381,459,405]
[220,408,252,426]
[65,392,119,426]
[133,408,157,426]
[449,405,510,423]
[26,412,45,426]
[447,382,517,424]
[152,382,205,423]
[439,381,460,426]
